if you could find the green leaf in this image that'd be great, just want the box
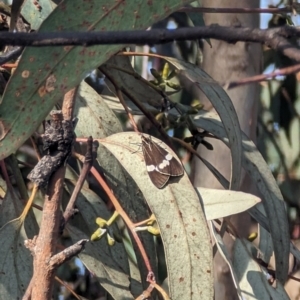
[0,219,32,299]
[193,110,289,283]
[0,187,38,237]
[162,56,242,190]
[256,204,274,264]
[74,81,123,139]
[211,221,290,300]
[101,132,213,300]
[74,82,158,288]
[232,239,289,300]
[102,55,164,110]
[0,0,193,160]
[197,188,261,220]
[65,182,135,299]
[0,188,36,299]
[210,222,243,299]
[21,0,56,30]
[68,225,134,300]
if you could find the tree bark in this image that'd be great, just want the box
[191,1,262,299]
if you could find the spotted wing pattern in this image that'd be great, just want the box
[141,135,183,188]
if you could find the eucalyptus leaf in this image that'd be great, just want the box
[101,132,213,300]
[0,205,33,299]
[74,81,157,288]
[197,188,261,220]
[232,239,289,300]
[0,187,38,238]
[0,0,193,160]
[65,181,130,277]
[193,110,289,283]
[162,56,242,190]
[102,55,164,110]
[21,0,56,30]
[210,222,243,300]
[255,203,273,264]
[67,225,134,300]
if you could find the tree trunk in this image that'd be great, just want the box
[191,1,262,299]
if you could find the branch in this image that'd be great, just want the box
[50,239,88,269]
[178,6,293,14]
[62,136,94,228]
[29,89,77,300]
[226,63,300,89]
[0,25,298,47]
[1,25,300,62]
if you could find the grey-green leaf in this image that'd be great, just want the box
[21,0,56,30]
[232,239,289,300]
[197,188,261,220]
[163,56,242,190]
[0,218,32,299]
[74,82,158,288]
[193,110,289,283]
[101,132,213,300]
[68,225,134,300]
[0,0,193,160]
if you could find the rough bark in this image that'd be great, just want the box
[191,1,262,299]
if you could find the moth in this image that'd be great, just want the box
[141,135,184,188]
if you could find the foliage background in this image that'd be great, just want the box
[0,0,300,299]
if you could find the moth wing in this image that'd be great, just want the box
[142,138,170,188]
[147,167,170,189]
[169,156,184,177]
[142,138,171,175]
[153,142,184,177]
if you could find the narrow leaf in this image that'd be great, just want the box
[197,188,261,220]
[74,82,158,288]
[68,225,134,300]
[232,239,289,300]
[193,110,289,283]
[21,0,56,30]
[0,216,32,299]
[101,132,213,300]
[102,55,164,110]
[0,0,192,159]
[210,222,243,300]
[162,56,242,190]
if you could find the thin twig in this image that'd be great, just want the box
[116,87,140,132]
[75,152,154,277]
[54,276,82,300]
[62,87,78,121]
[179,6,293,14]
[0,26,297,46]
[50,239,89,269]
[227,63,300,89]
[63,137,94,227]
[0,25,298,64]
